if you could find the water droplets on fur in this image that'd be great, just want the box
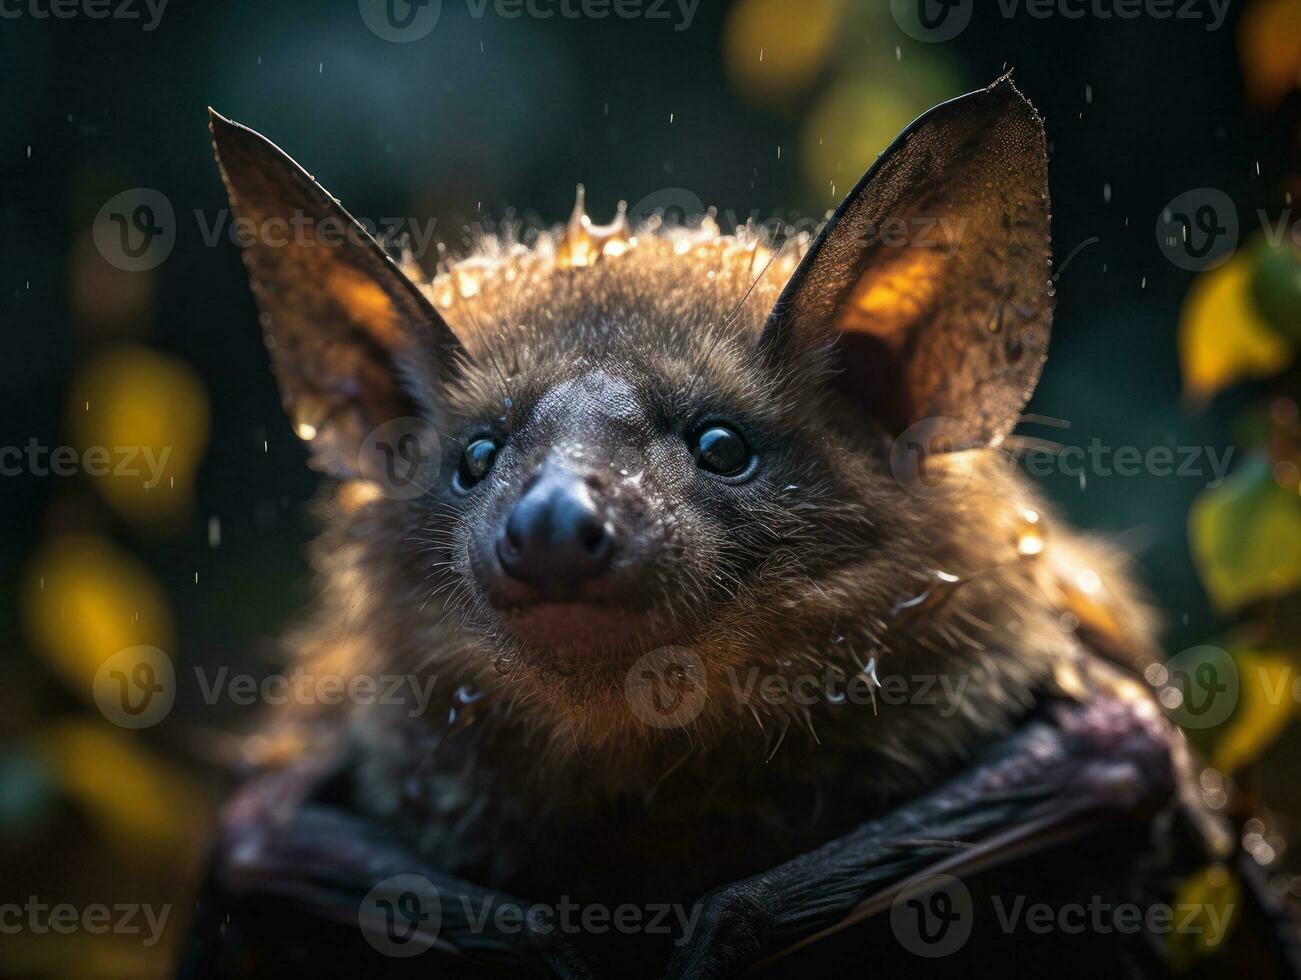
[1016,508,1046,557]
[861,656,881,715]
[441,683,484,739]
[890,570,964,626]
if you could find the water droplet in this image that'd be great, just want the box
[861,657,881,715]
[890,570,964,626]
[986,304,1004,334]
[1075,568,1102,595]
[441,684,484,738]
[1016,509,1046,557]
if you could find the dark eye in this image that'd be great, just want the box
[691,425,752,477]
[456,437,500,490]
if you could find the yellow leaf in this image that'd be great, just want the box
[35,719,209,869]
[724,0,845,104]
[1179,252,1292,404]
[1167,864,1241,969]
[1239,0,1301,109]
[1190,454,1301,613]
[23,535,174,702]
[1211,648,1296,773]
[68,343,209,531]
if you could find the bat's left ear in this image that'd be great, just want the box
[758,74,1052,448]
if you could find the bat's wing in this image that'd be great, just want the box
[177,749,593,979]
[667,656,1299,979]
[179,658,1299,979]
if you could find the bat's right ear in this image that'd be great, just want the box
[209,109,465,476]
[756,76,1052,449]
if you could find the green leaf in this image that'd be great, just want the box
[1190,454,1301,613]
[1250,238,1301,344]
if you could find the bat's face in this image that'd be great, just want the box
[211,76,1055,756]
[362,238,886,734]
[427,241,830,646]
[449,351,784,660]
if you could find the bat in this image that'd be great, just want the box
[182,76,1300,978]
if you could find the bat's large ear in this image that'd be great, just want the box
[209,109,466,475]
[757,75,1052,448]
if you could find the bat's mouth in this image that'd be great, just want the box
[500,602,668,656]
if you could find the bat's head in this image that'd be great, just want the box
[211,77,1072,779]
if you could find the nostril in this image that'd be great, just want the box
[505,525,523,556]
[579,520,610,556]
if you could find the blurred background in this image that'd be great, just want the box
[1,0,1299,975]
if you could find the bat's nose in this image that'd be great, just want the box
[497,469,613,592]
